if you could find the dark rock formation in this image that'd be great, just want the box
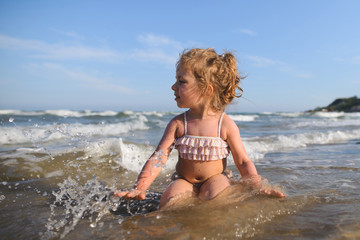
[309,96,360,112]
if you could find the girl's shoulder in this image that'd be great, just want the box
[221,113,240,139]
[169,112,185,125]
[167,112,185,137]
[222,113,237,128]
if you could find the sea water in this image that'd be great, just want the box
[0,110,359,239]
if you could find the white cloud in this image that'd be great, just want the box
[137,33,183,49]
[246,55,312,79]
[38,63,134,94]
[246,55,285,67]
[295,72,313,79]
[130,33,184,64]
[334,56,360,64]
[0,34,118,61]
[0,33,181,64]
[50,28,84,40]
[130,48,178,64]
[234,28,257,36]
[352,56,360,64]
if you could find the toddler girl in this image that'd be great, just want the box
[115,48,285,209]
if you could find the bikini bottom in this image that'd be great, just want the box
[171,170,232,189]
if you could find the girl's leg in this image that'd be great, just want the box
[198,173,230,201]
[159,178,197,210]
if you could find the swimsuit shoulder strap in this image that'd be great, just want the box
[218,112,225,137]
[184,111,187,135]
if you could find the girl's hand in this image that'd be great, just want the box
[242,175,286,198]
[259,188,286,198]
[114,189,146,200]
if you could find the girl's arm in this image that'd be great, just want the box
[225,115,285,198]
[114,117,178,200]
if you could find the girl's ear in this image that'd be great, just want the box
[206,85,214,97]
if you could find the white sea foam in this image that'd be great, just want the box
[243,129,360,161]
[0,116,149,145]
[45,110,119,117]
[0,110,45,116]
[276,112,303,117]
[0,109,119,117]
[228,114,258,122]
[123,110,134,115]
[141,111,165,117]
[314,112,345,118]
[291,118,360,129]
[45,170,64,178]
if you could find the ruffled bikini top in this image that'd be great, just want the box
[174,111,230,161]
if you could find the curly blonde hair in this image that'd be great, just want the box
[176,48,244,111]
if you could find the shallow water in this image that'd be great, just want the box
[0,110,359,239]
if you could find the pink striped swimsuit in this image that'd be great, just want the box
[174,111,230,161]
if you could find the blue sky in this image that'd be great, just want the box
[0,0,359,112]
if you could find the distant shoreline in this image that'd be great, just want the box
[308,96,360,112]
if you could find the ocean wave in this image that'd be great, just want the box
[291,118,360,129]
[0,109,119,117]
[0,109,183,119]
[1,129,359,174]
[228,114,258,122]
[243,129,360,161]
[261,111,360,119]
[0,110,46,116]
[314,111,360,119]
[45,110,119,117]
[314,112,346,118]
[260,112,303,117]
[276,112,303,117]
[0,117,149,145]
[0,138,176,174]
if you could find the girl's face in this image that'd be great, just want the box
[171,65,203,108]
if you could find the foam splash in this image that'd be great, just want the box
[117,138,177,172]
[42,176,161,239]
[42,176,113,239]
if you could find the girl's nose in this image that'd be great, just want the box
[171,82,177,91]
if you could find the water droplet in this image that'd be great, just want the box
[90,223,96,228]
